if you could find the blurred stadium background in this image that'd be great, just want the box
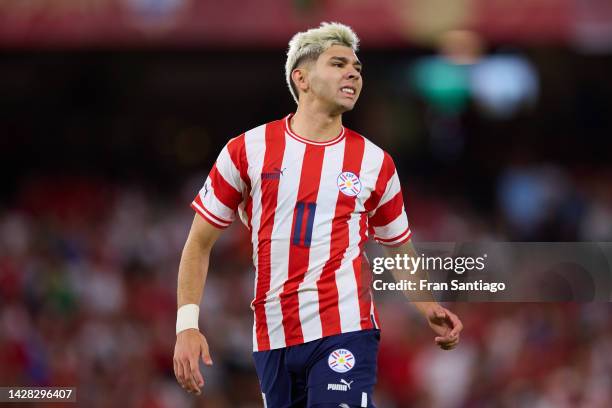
[1,0,612,407]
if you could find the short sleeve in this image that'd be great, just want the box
[368,153,412,246]
[191,137,247,229]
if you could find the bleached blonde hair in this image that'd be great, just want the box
[285,22,360,104]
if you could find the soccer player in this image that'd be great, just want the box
[173,22,463,407]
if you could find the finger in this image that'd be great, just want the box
[186,358,202,394]
[186,359,201,394]
[445,336,460,346]
[435,334,455,344]
[435,337,459,348]
[175,358,188,390]
[448,313,464,337]
[172,359,183,387]
[440,343,457,350]
[181,358,197,393]
[444,310,459,328]
[437,336,459,348]
[189,358,205,391]
[201,341,213,366]
[178,359,190,392]
[434,309,446,320]
[444,338,459,348]
[173,358,184,388]
[437,336,460,348]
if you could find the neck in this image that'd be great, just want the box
[290,104,343,143]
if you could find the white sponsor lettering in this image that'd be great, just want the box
[327,383,348,391]
[327,379,354,392]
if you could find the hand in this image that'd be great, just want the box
[173,329,213,395]
[423,304,463,350]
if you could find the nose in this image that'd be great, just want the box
[346,68,360,80]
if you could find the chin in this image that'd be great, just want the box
[337,100,357,113]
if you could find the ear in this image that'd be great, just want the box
[291,67,309,93]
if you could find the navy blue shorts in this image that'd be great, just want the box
[253,329,380,408]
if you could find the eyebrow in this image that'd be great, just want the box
[329,56,362,67]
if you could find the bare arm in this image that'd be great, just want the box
[177,214,222,307]
[174,214,223,395]
[383,239,463,350]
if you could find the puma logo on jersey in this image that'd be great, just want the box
[327,379,354,391]
[261,167,286,180]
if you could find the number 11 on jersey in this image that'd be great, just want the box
[292,202,317,247]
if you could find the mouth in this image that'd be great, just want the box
[340,86,356,98]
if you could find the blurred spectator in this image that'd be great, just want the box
[2,179,611,407]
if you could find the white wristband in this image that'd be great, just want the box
[176,304,200,334]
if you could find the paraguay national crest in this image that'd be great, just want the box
[337,171,361,197]
[328,348,355,373]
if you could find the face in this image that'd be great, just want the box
[298,45,363,114]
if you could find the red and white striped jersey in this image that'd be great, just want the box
[191,114,412,351]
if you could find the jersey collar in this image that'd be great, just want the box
[284,114,346,147]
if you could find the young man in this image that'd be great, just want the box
[173,22,463,407]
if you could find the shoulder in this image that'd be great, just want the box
[344,127,395,165]
[224,117,286,166]
[344,127,386,153]
[237,117,286,145]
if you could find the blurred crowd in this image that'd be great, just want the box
[2,26,612,407]
[1,168,611,407]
